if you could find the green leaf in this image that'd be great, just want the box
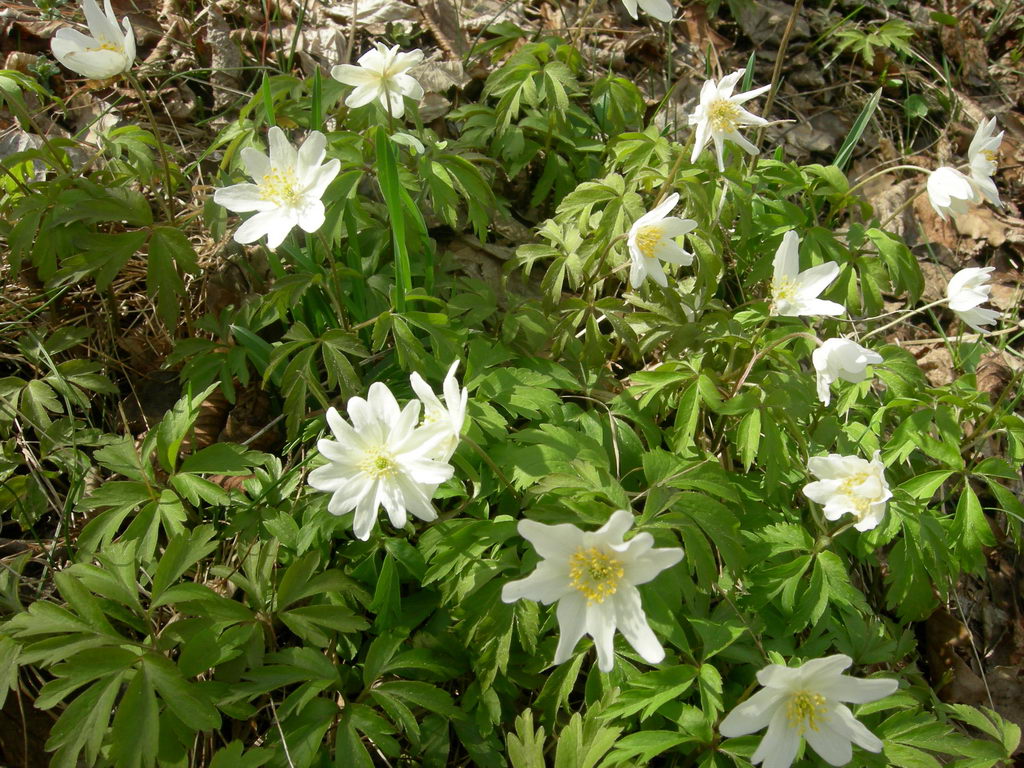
[147,226,198,328]
[150,525,218,603]
[950,484,996,574]
[143,652,220,732]
[736,409,761,470]
[109,666,159,768]
[178,442,254,475]
[834,89,881,171]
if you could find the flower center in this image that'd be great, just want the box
[838,471,875,514]
[707,99,742,132]
[786,690,827,732]
[360,448,396,479]
[635,225,663,259]
[772,276,798,308]
[259,168,302,207]
[568,548,624,605]
[91,42,123,52]
[982,149,997,163]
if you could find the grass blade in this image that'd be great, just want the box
[833,88,881,171]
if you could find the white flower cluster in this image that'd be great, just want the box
[926,119,1003,220]
[308,363,467,540]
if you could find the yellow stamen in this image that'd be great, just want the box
[635,225,663,259]
[259,168,302,207]
[786,690,828,732]
[982,149,998,163]
[568,548,624,605]
[359,448,396,479]
[838,472,874,514]
[707,100,743,132]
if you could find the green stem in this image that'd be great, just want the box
[126,72,176,222]
[859,298,948,341]
[845,164,927,199]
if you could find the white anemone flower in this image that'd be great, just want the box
[770,231,845,318]
[213,127,341,249]
[803,451,891,531]
[968,118,1003,207]
[627,193,697,288]
[688,71,770,171]
[621,0,674,23]
[308,383,455,540]
[719,654,898,768]
[409,361,468,462]
[331,43,425,119]
[51,0,135,80]
[946,267,1000,332]
[812,339,883,407]
[926,166,980,221]
[501,510,683,673]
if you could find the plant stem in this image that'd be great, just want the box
[845,164,927,198]
[127,72,176,222]
[859,298,948,341]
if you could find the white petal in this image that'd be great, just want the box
[553,593,589,664]
[731,83,771,104]
[796,654,851,682]
[797,298,847,317]
[267,126,297,171]
[331,64,379,88]
[84,0,122,46]
[818,675,897,704]
[637,0,674,21]
[501,562,573,604]
[752,709,801,768]
[624,546,683,585]
[351,489,379,540]
[585,599,617,672]
[720,687,786,737]
[773,231,800,284]
[296,198,326,234]
[805,719,853,766]
[240,147,270,180]
[795,262,840,298]
[394,475,438,523]
[517,519,582,560]
[829,703,884,751]
[591,509,634,544]
[307,159,341,199]
[346,83,383,110]
[612,585,663,663]
[295,130,326,183]
[213,183,273,213]
[658,216,697,238]
[232,208,292,246]
[366,382,403,426]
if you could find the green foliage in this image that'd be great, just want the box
[0,18,1019,768]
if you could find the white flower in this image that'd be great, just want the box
[968,117,1003,207]
[409,361,468,462]
[621,0,674,22]
[688,71,770,171]
[50,0,135,80]
[627,193,697,288]
[803,451,891,531]
[308,383,454,540]
[812,339,883,407]
[501,510,683,673]
[213,127,341,249]
[946,266,1000,332]
[331,43,424,119]
[770,231,845,317]
[719,654,897,768]
[926,166,980,221]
